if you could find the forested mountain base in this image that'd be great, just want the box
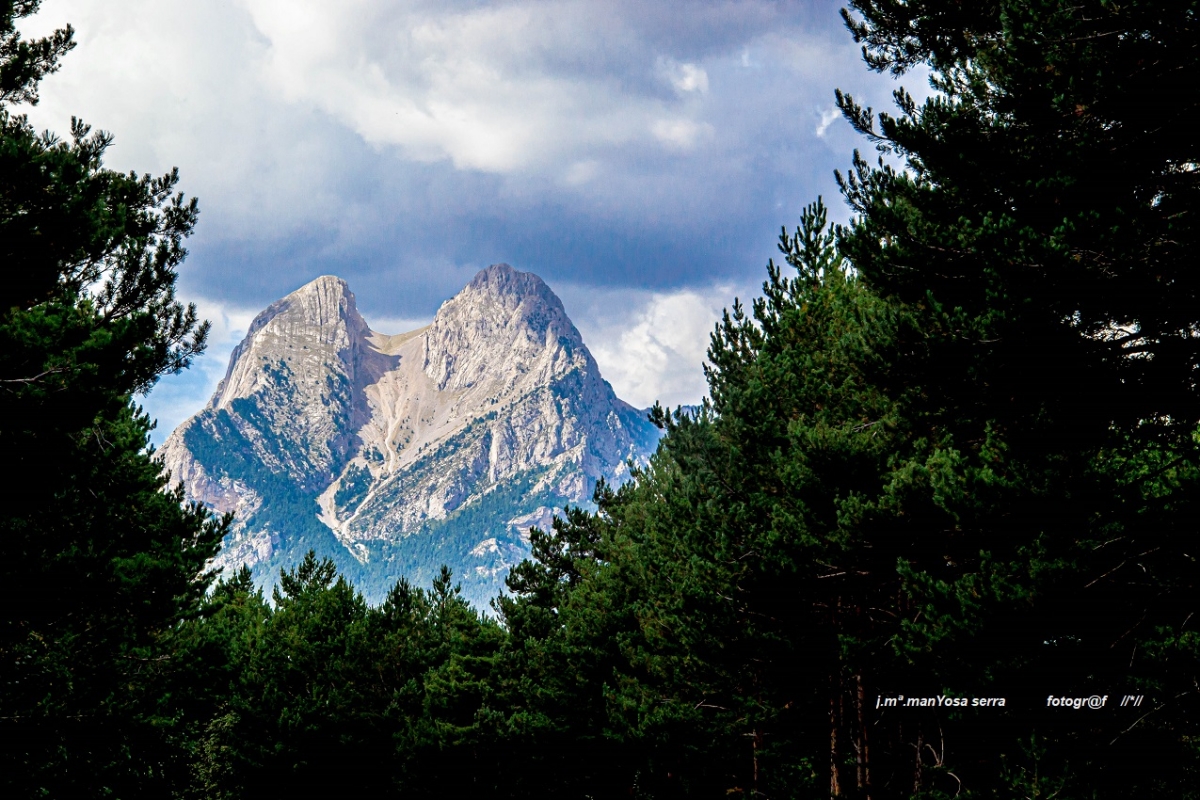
[3,0,1199,798]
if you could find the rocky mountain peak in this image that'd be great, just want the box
[465,262,556,301]
[424,264,587,392]
[211,275,369,411]
[285,274,364,335]
[161,267,661,607]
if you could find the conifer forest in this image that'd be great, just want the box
[2,1,1198,797]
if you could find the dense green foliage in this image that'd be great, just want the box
[828,0,1200,794]
[0,1,225,795]
[7,1,1200,798]
[165,557,506,797]
[486,1,1200,796]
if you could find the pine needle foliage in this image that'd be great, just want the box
[0,3,224,795]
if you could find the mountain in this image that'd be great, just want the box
[159,265,661,606]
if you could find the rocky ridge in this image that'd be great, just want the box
[160,265,660,605]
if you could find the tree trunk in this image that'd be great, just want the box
[855,672,871,800]
[831,671,843,797]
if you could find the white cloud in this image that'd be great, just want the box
[18,0,889,255]
[651,118,714,151]
[237,0,723,173]
[20,0,358,243]
[559,283,750,409]
[658,57,709,94]
[15,0,904,428]
[816,106,841,137]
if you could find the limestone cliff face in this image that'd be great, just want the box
[160,265,659,604]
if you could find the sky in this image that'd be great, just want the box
[20,0,912,441]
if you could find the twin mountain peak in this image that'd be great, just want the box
[160,264,662,605]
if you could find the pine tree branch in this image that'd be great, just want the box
[0,366,68,385]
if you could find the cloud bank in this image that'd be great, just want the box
[20,0,909,438]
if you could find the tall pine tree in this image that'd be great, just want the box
[0,2,225,795]
[833,1,1200,796]
[500,3,1200,797]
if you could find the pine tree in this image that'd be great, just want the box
[493,201,908,798]
[831,1,1200,796]
[467,4,1200,796]
[489,504,641,799]
[0,3,225,794]
[612,201,920,799]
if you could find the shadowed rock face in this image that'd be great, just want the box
[160,264,660,605]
